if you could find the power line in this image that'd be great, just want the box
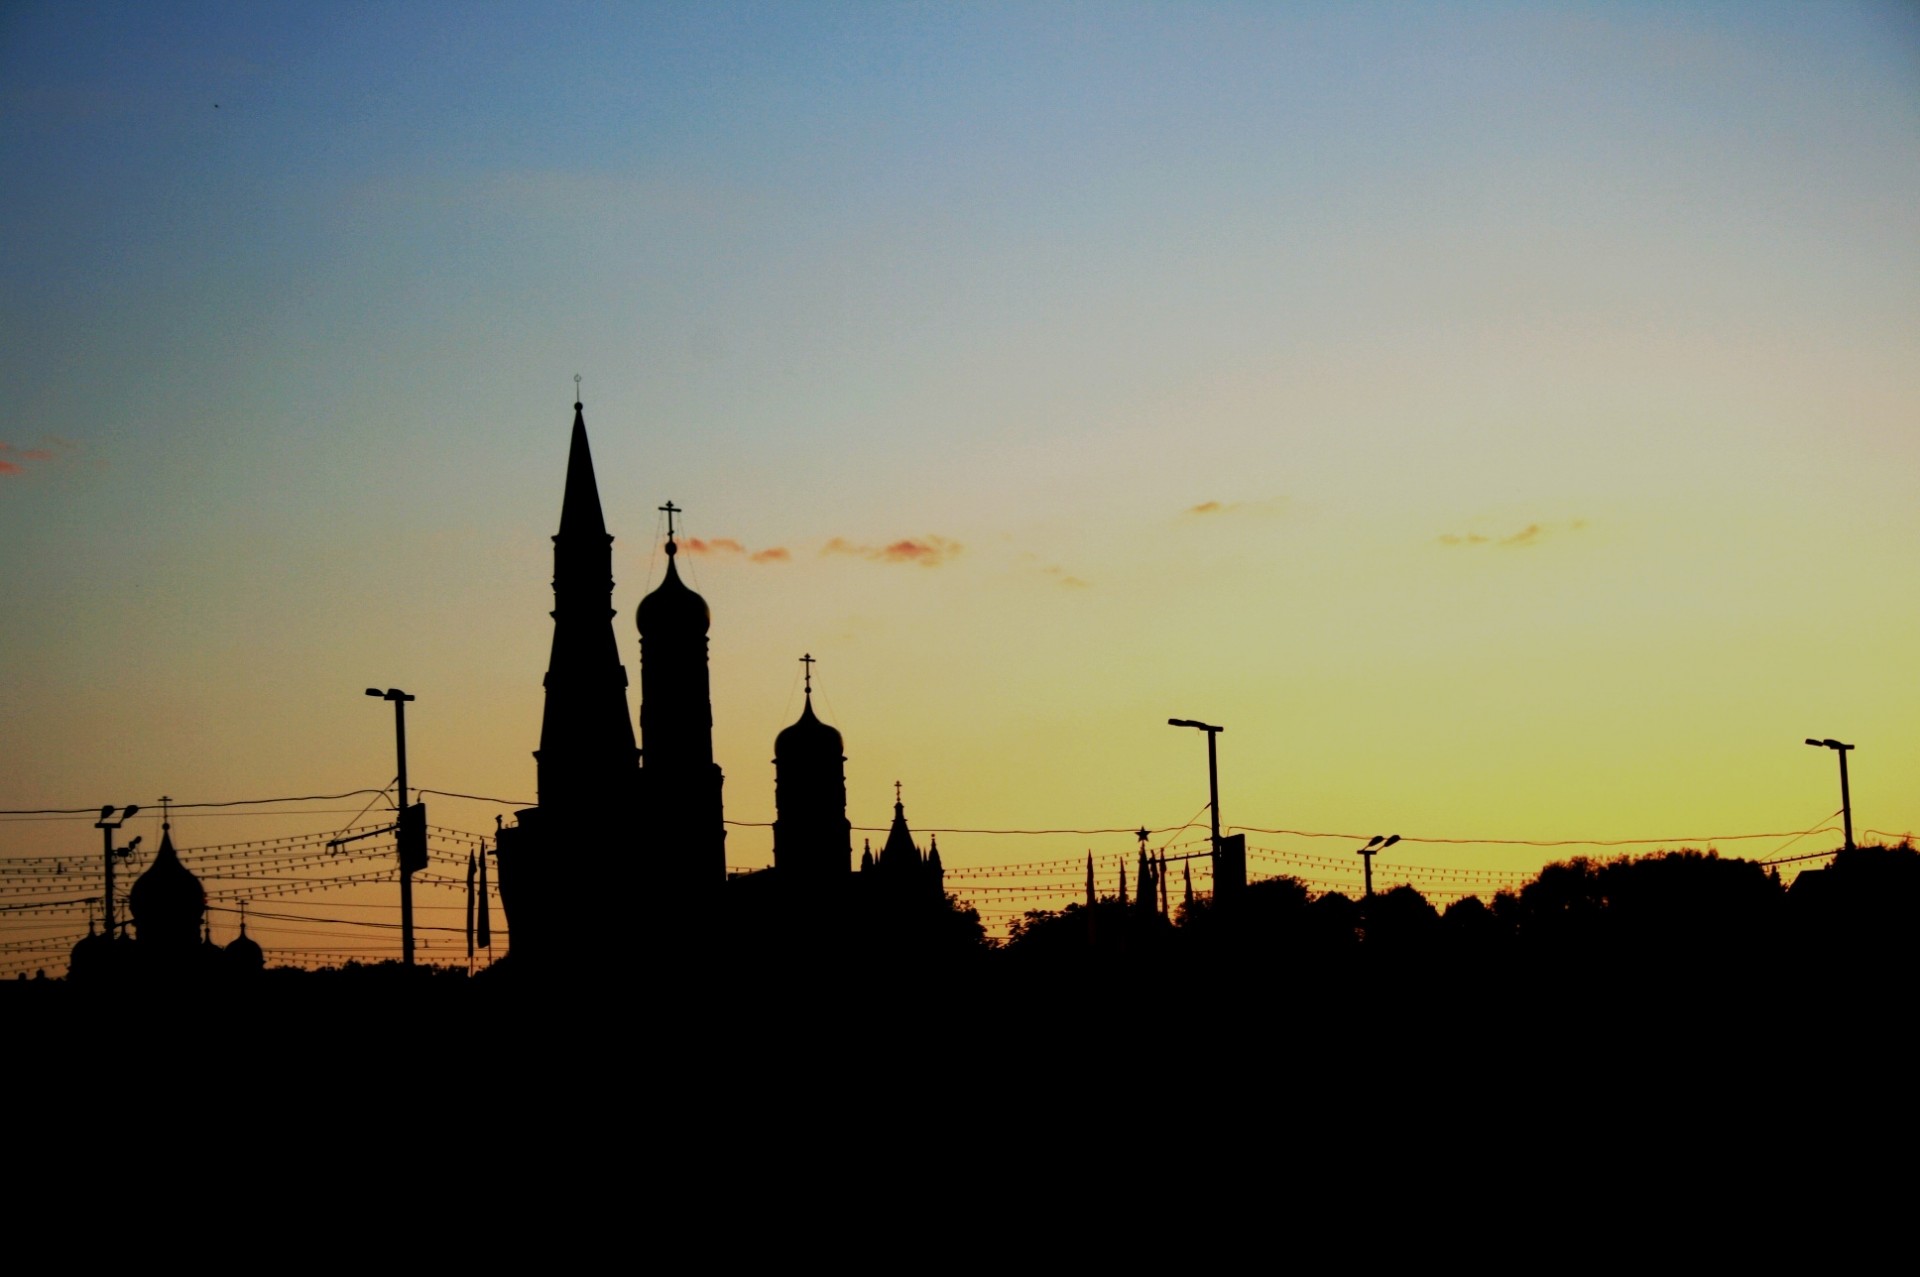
[0,789,390,816]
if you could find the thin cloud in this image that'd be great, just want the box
[1041,564,1089,589]
[823,535,962,567]
[680,536,788,563]
[0,437,74,478]
[1183,497,1286,518]
[1500,524,1544,548]
[1438,520,1586,549]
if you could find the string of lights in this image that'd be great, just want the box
[3,787,1891,963]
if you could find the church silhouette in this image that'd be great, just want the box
[67,817,265,983]
[494,396,964,973]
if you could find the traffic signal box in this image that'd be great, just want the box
[398,802,428,874]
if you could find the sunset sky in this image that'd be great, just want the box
[3,3,1916,962]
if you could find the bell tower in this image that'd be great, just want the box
[637,502,727,891]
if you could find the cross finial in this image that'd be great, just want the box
[660,500,681,543]
[800,652,815,695]
[159,794,172,830]
[894,779,903,805]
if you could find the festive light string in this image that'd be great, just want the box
[2,788,1896,960]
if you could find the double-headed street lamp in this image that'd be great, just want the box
[1356,833,1400,899]
[1805,737,1855,852]
[94,804,141,939]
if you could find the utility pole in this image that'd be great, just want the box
[94,804,140,938]
[1805,738,1856,852]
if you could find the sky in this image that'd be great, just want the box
[2,2,1916,965]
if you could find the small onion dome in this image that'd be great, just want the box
[637,543,710,635]
[68,925,114,981]
[775,694,843,761]
[129,824,205,948]
[225,922,264,973]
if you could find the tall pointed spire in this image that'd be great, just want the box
[501,389,642,970]
[555,394,608,540]
[536,390,638,802]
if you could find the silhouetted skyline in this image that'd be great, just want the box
[2,6,1917,976]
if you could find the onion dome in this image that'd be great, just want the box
[225,914,264,973]
[775,693,843,761]
[68,920,114,982]
[637,519,710,636]
[129,823,205,950]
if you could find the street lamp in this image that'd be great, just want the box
[1356,834,1400,899]
[368,687,420,965]
[1805,738,1856,852]
[94,804,140,938]
[1168,718,1232,893]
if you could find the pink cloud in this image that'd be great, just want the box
[0,437,74,477]
[823,535,961,567]
[681,535,789,563]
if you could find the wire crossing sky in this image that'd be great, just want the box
[2,4,1916,940]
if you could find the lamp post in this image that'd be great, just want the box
[1805,738,1856,852]
[1356,834,1400,899]
[1168,718,1226,889]
[94,805,140,939]
[368,687,419,965]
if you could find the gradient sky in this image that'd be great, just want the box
[3,2,1916,959]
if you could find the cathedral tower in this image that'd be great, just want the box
[637,503,727,891]
[772,654,851,879]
